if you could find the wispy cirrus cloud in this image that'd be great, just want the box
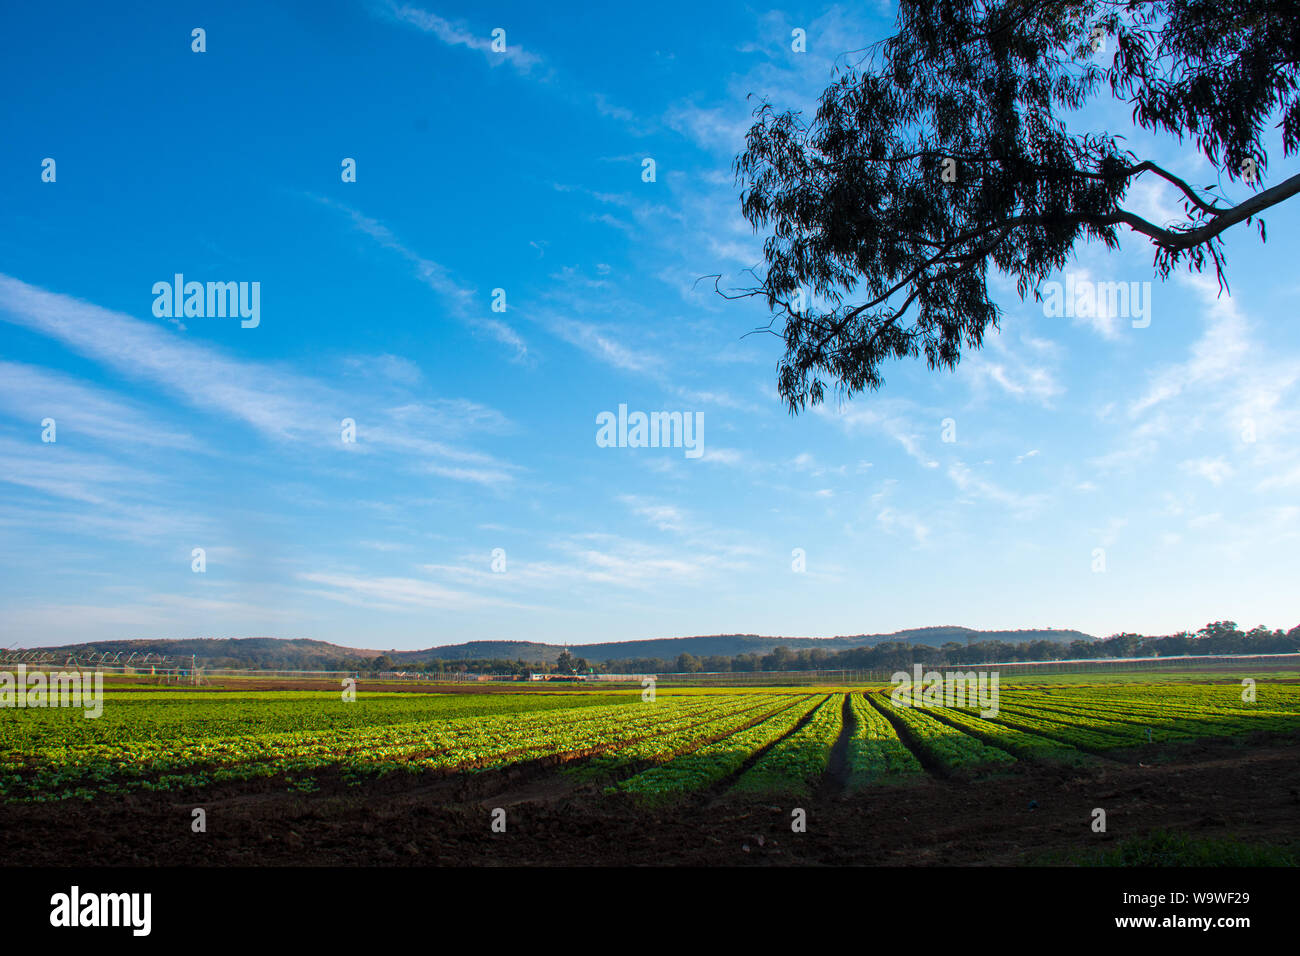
[1129,273,1250,418]
[0,274,521,488]
[876,506,931,546]
[297,569,532,612]
[816,400,939,469]
[1181,456,1234,486]
[1098,271,1300,489]
[948,461,1048,517]
[0,361,198,450]
[376,2,647,137]
[0,273,333,442]
[313,197,529,362]
[0,436,160,506]
[379,2,544,74]
[0,435,212,544]
[539,312,661,374]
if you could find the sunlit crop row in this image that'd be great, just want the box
[732,694,843,796]
[873,694,1016,770]
[844,693,923,787]
[610,695,822,804]
[6,680,1298,803]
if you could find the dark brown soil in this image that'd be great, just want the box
[4,730,1297,866]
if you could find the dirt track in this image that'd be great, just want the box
[4,730,1297,866]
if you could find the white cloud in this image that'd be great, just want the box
[315,197,528,361]
[298,570,527,612]
[947,461,1047,516]
[1129,273,1249,417]
[382,3,543,74]
[0,275,520,487]
[0,361,197,450]
[0,274,332,442]
[817,401,939,468]
[542,314,660,374]
[960,328,1065,406]
[876,506,930,545]
[1181,456,1234,486]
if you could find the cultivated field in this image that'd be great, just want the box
[4,672,1299,865]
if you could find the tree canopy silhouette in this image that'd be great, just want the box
[731,0,1300,412]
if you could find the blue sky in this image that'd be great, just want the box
[1,1,1297,650]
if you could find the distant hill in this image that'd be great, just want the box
[397,627,1095,663]
[6,637,378,669]
[14,627,1096,668]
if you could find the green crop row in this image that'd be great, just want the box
[0,690,630,751]
[1002,695,1258,738]
[572,695,796,780]
[995,702,1197,745]
[845,693,923,787]
[731,694,844,796]
[871,695,1015,771]
[914,704,1092,764]
[1,695,735,801]
[1005,690,1300,734]
[7,680,1297,803]
[1030,683,1300,710]
[968,705,1134,752]
[610,695,823,805]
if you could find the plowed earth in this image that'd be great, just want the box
[4,730,1296,866]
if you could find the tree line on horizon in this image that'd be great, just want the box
[373,621,1299,676]
[59,621,1296,674]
